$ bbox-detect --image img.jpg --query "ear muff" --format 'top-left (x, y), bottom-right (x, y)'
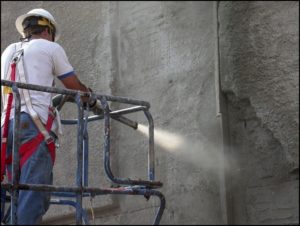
top-left (22, 17), bottom-right (56, 36)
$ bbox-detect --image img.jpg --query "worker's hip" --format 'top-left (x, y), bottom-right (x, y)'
top-left (4, 112), bottom-right (57, 180)
top-left (6, 112), bottom-right (57, 143)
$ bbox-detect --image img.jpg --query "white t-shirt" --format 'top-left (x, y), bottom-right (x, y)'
top-left (1, 39), bottom-right (74, 134)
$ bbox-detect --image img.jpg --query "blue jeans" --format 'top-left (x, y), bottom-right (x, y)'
top-left (4, 112), bottom-right (55, 225)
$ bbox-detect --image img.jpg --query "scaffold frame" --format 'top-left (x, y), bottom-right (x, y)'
top-left (1, 79), bottom-right (165, 225)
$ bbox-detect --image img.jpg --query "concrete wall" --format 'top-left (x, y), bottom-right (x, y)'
top-left (218, 1), bottom-right (299, 224)
top-left (1, 1), bottom-right (298, 225)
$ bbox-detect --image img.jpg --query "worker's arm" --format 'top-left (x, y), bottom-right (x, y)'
top-left (60, 73), bottom-right (89, 93)
top-left (59, 73), bottom-right (103, 114)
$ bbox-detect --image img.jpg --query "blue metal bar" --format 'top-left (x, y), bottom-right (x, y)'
top-left (1, 80), bottom-right (150, 108)
top-left (2, 183), bottom-right (166, 225)
top-left (1, 80), bottom-right (166, 225)
top-left (143, 109), bottom-right (155, 181)
top-left (110, 106), bottom-right (147, 115)
top-left (151, 190), bottom-right (166, 225)
top-left (11, 85), bottom-right (21, 225)
top-left (100, 96), bottom-right (114, 182)
top-left (51, 192), bottom-right (91, 198)
top-left (1, 185), bottom-right (7, 222)
top-left (99, 97), bottom-right (162, 188)
top-left (83, 109), bottom-right (89, 187)
top-left (61, 115), bottom-right (103, 125)
top-left (75, 94), bottom-right (84, 225)
top-left (2, 183), bottom-right (164, 198)
top-left (60, 109), bottom-right (140, 129)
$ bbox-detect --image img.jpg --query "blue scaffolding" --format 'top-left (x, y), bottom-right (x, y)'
top-left (1, 79), bottom-right (165, 225)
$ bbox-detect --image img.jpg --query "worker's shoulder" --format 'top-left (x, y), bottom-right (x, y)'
top-left (1, 42), bottom-right (20, 57)
top-left (32, 39), bottom-right (62, 49)
top-left (30, 39), bottom-right (67, 55)
top-left (3, 42), bottom-right (19, 51)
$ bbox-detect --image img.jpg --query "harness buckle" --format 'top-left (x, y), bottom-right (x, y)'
top-left (45, 136), bottom-right (54, 145)
top-left (48, 106), bottom-right (56, 118)
top-left (12, 49), bottom-right (24, 64)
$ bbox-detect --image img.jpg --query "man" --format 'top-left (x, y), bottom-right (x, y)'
top-left (1, 8), bottom-right (100, 224)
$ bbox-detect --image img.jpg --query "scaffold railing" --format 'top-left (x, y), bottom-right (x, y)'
top-left (1, 79), bottom-right (165, 225)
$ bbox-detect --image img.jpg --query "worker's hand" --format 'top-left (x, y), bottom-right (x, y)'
top-left (86, 87), bottom-right (104, 115)
top-left (89, 99), bottom-right (104, 115)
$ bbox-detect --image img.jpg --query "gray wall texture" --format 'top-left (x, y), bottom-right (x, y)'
top-left (1, 1), bottom-right (299, 225)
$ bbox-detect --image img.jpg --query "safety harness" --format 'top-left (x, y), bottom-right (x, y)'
top-left (1, 44), bottom-right (56, 182)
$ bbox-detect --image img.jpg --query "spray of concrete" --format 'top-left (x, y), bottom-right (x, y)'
top-left (137, 124), bottom-right (185, 151)
top-left (137, 123), bottom-right (231, 171)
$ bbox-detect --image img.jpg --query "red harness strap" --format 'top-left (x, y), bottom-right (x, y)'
top-left (1, 62), bottom-right (16, 182)
top-left (4, 108), bottom-right (56, 181)
top-left (1, 61), bottom-right (56, 182)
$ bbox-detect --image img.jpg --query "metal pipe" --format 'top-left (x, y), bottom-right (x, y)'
top-left (110, 106), bottom-right (147, 115)
top-left (111, 115), bottom-right (138, 130)
top-left (52, 93), bottom-right (140, 129)
top-left (213, 2), bottom-right (233, 224)
top-left (11, 85), bottom-right (21, 225)
top-left (2, 183), bottom-right (163, 199)
top-left (75, 94), bottom-right (84, 225)
top-left (1, 80), bottom-right (150, 108)
top-left (109, 106), bottom-right (146, 130)
top-left (83, 109), bottom-right (89, 187)
top-left (1, 80), bottom-right (165, 224)
top-left (1, 188), bottom-right (6, 221)
top-left (2, 183), bottom-right (166, 225)
top-left (99, 98), bottom-right (162, 188)
top-left (61, 113), bottom-right (139, 130)
top-left (100, 97), bottom-right (115, 183)
top-left (143, 109), bottom-right (155, 181)
top-left (51, 192), bottom-right (91, 198)
top-left (2, 183), bottom-right (161, 195)
top-left (214, 1), bottom-right (222, 117)
top-left (152, 191), bottom-right (166, 225)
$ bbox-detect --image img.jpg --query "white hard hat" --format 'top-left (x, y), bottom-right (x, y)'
top-left (15, 8), bottom-right (60, 41)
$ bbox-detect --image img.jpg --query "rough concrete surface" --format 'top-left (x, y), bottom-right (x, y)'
top-left (218, 1), bottom-right (299, 225)
top-left (218, 1), bottom-right (299, 170)
top-left (1, 1), bottom-right (299, 225)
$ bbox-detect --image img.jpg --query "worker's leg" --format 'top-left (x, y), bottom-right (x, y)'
top-left (16, 143), bottom-right (53, 225)
top-left (6, 112), bottom-right (55, 225)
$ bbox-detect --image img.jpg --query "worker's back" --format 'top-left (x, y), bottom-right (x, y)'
top-left (1, 39), bottom-right (73, 128)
